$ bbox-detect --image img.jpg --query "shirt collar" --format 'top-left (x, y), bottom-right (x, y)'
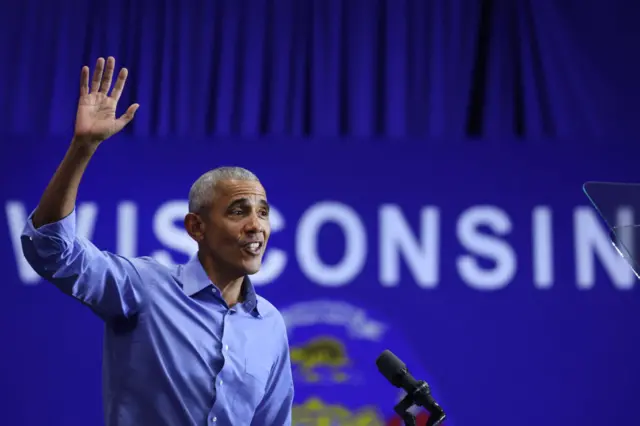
top-left (181, 254), bottom-right (260, 316)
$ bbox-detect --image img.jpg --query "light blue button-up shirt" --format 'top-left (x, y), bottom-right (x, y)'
top-left (21, 208), bottom-right (294, 426)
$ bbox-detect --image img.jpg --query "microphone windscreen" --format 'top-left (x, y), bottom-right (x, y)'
top-left (376, 349), bottom-right (406, 387)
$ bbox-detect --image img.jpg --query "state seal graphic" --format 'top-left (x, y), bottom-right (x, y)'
top-left (282, 300), bottom-right (445, 425)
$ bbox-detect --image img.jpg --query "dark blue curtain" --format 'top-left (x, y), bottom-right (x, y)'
top-left (2, 0), bottom-right (637, 139)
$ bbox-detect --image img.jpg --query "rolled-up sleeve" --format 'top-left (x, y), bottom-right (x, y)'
top-left (21, 208), bottom-right (146, 319)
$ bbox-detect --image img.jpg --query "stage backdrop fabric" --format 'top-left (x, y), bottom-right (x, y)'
top-left (1, 137), bottom-right (639, 426)
top-left (1, 0), bottom-right (639, 139)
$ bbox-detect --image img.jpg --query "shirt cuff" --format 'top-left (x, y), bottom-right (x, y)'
top-left (22, 208), bottom-right (77, 242)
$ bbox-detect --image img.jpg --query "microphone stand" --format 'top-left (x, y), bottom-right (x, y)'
top-left (394, 393), bottom-right (417, 426)
top-left (393, 381), bottom-right (446, 426)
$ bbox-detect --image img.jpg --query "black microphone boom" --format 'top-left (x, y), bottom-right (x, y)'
top-left (376, 349), bottom-right (446, 426)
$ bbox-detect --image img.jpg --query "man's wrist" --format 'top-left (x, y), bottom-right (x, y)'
top-left (69, 137), bottom-right (100, 158)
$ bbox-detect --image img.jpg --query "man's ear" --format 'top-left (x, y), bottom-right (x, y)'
top-left (184, 212), bottom-right (205, 242)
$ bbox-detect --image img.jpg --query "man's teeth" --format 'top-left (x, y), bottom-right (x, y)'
top-left (247, 243), bottom-right (260, 250)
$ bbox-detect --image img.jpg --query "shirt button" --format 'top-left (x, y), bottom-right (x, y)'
top-left (224, 345), bottom-right (229, 351)
top-left (211, 416), bottom-right (217, 422)
top-left (220, 380), bottom-right (223, 385)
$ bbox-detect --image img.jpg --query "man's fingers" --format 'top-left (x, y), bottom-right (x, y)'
top-left (80, 66), bottom-right (89, 97)
top-left (100, 56), bottom-right (115, 94)
top-left (90, 57), bottom-right (105, 93)
top-left (110, 68), bottom-right (128, 102)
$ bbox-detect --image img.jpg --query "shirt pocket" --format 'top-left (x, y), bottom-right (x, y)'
top-left (245, 355), bottom-right (272, 386)
top-left (231, 356), bottom-right (272, 419)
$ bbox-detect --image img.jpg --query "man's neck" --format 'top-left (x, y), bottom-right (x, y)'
top-left (197, 251), bottom-right (245, 307)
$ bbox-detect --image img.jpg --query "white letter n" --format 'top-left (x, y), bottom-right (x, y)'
top-left (379, 204), bottom-right (440, 288)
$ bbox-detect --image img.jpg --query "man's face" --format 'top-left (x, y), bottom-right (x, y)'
top-left (190, 179), bottom-right (271, 276)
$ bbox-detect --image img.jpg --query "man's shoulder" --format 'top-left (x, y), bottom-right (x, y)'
top-left (256, 295), bottom-right (286, 326)
top-left (127, 256), bottom-right (182, 279)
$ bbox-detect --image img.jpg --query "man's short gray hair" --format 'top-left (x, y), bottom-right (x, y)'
top-left (188, 166), bottom-right (259, 213)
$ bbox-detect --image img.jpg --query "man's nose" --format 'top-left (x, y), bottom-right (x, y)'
top-left (244, 213), bottom-right (264, 233)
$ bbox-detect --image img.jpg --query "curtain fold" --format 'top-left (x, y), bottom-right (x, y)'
top-left (0, 0), bottom-right (634, 139)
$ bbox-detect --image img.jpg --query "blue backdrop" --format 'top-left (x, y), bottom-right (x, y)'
top-left (2, 137), bottom-right (639, 426)
top-left (2, 1), bottom-right (640, 426)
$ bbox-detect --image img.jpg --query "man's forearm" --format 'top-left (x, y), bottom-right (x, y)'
top-left (32, 139), bottom-right (97, 229)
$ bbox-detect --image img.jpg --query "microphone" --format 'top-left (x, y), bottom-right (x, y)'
top-left (376, 349), bottom-right (446, 426)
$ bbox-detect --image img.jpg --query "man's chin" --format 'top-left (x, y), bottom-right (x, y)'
top-left (240, 260), bottom-right (262, 276)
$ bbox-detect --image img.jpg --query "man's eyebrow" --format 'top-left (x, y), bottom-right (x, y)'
top-left (227, 198), bottom-right (249, 209)
top-left (226, 198), bottom-right (270, 209)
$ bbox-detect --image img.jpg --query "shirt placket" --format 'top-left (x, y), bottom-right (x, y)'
top-left (208, 288), bottom-right (237, 424)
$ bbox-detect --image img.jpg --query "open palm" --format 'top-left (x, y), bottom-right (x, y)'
top-left (75, 57), bottom-right (139, 144)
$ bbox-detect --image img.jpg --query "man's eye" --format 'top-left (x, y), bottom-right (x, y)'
top-left (231, 210), bottom-right (243, 215)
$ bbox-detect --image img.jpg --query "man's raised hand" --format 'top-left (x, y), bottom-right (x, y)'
top-left (74, 57), bottom-right (139, 146)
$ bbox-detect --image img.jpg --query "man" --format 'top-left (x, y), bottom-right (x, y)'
top-left (20, 57), bottom-right (294, 425)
